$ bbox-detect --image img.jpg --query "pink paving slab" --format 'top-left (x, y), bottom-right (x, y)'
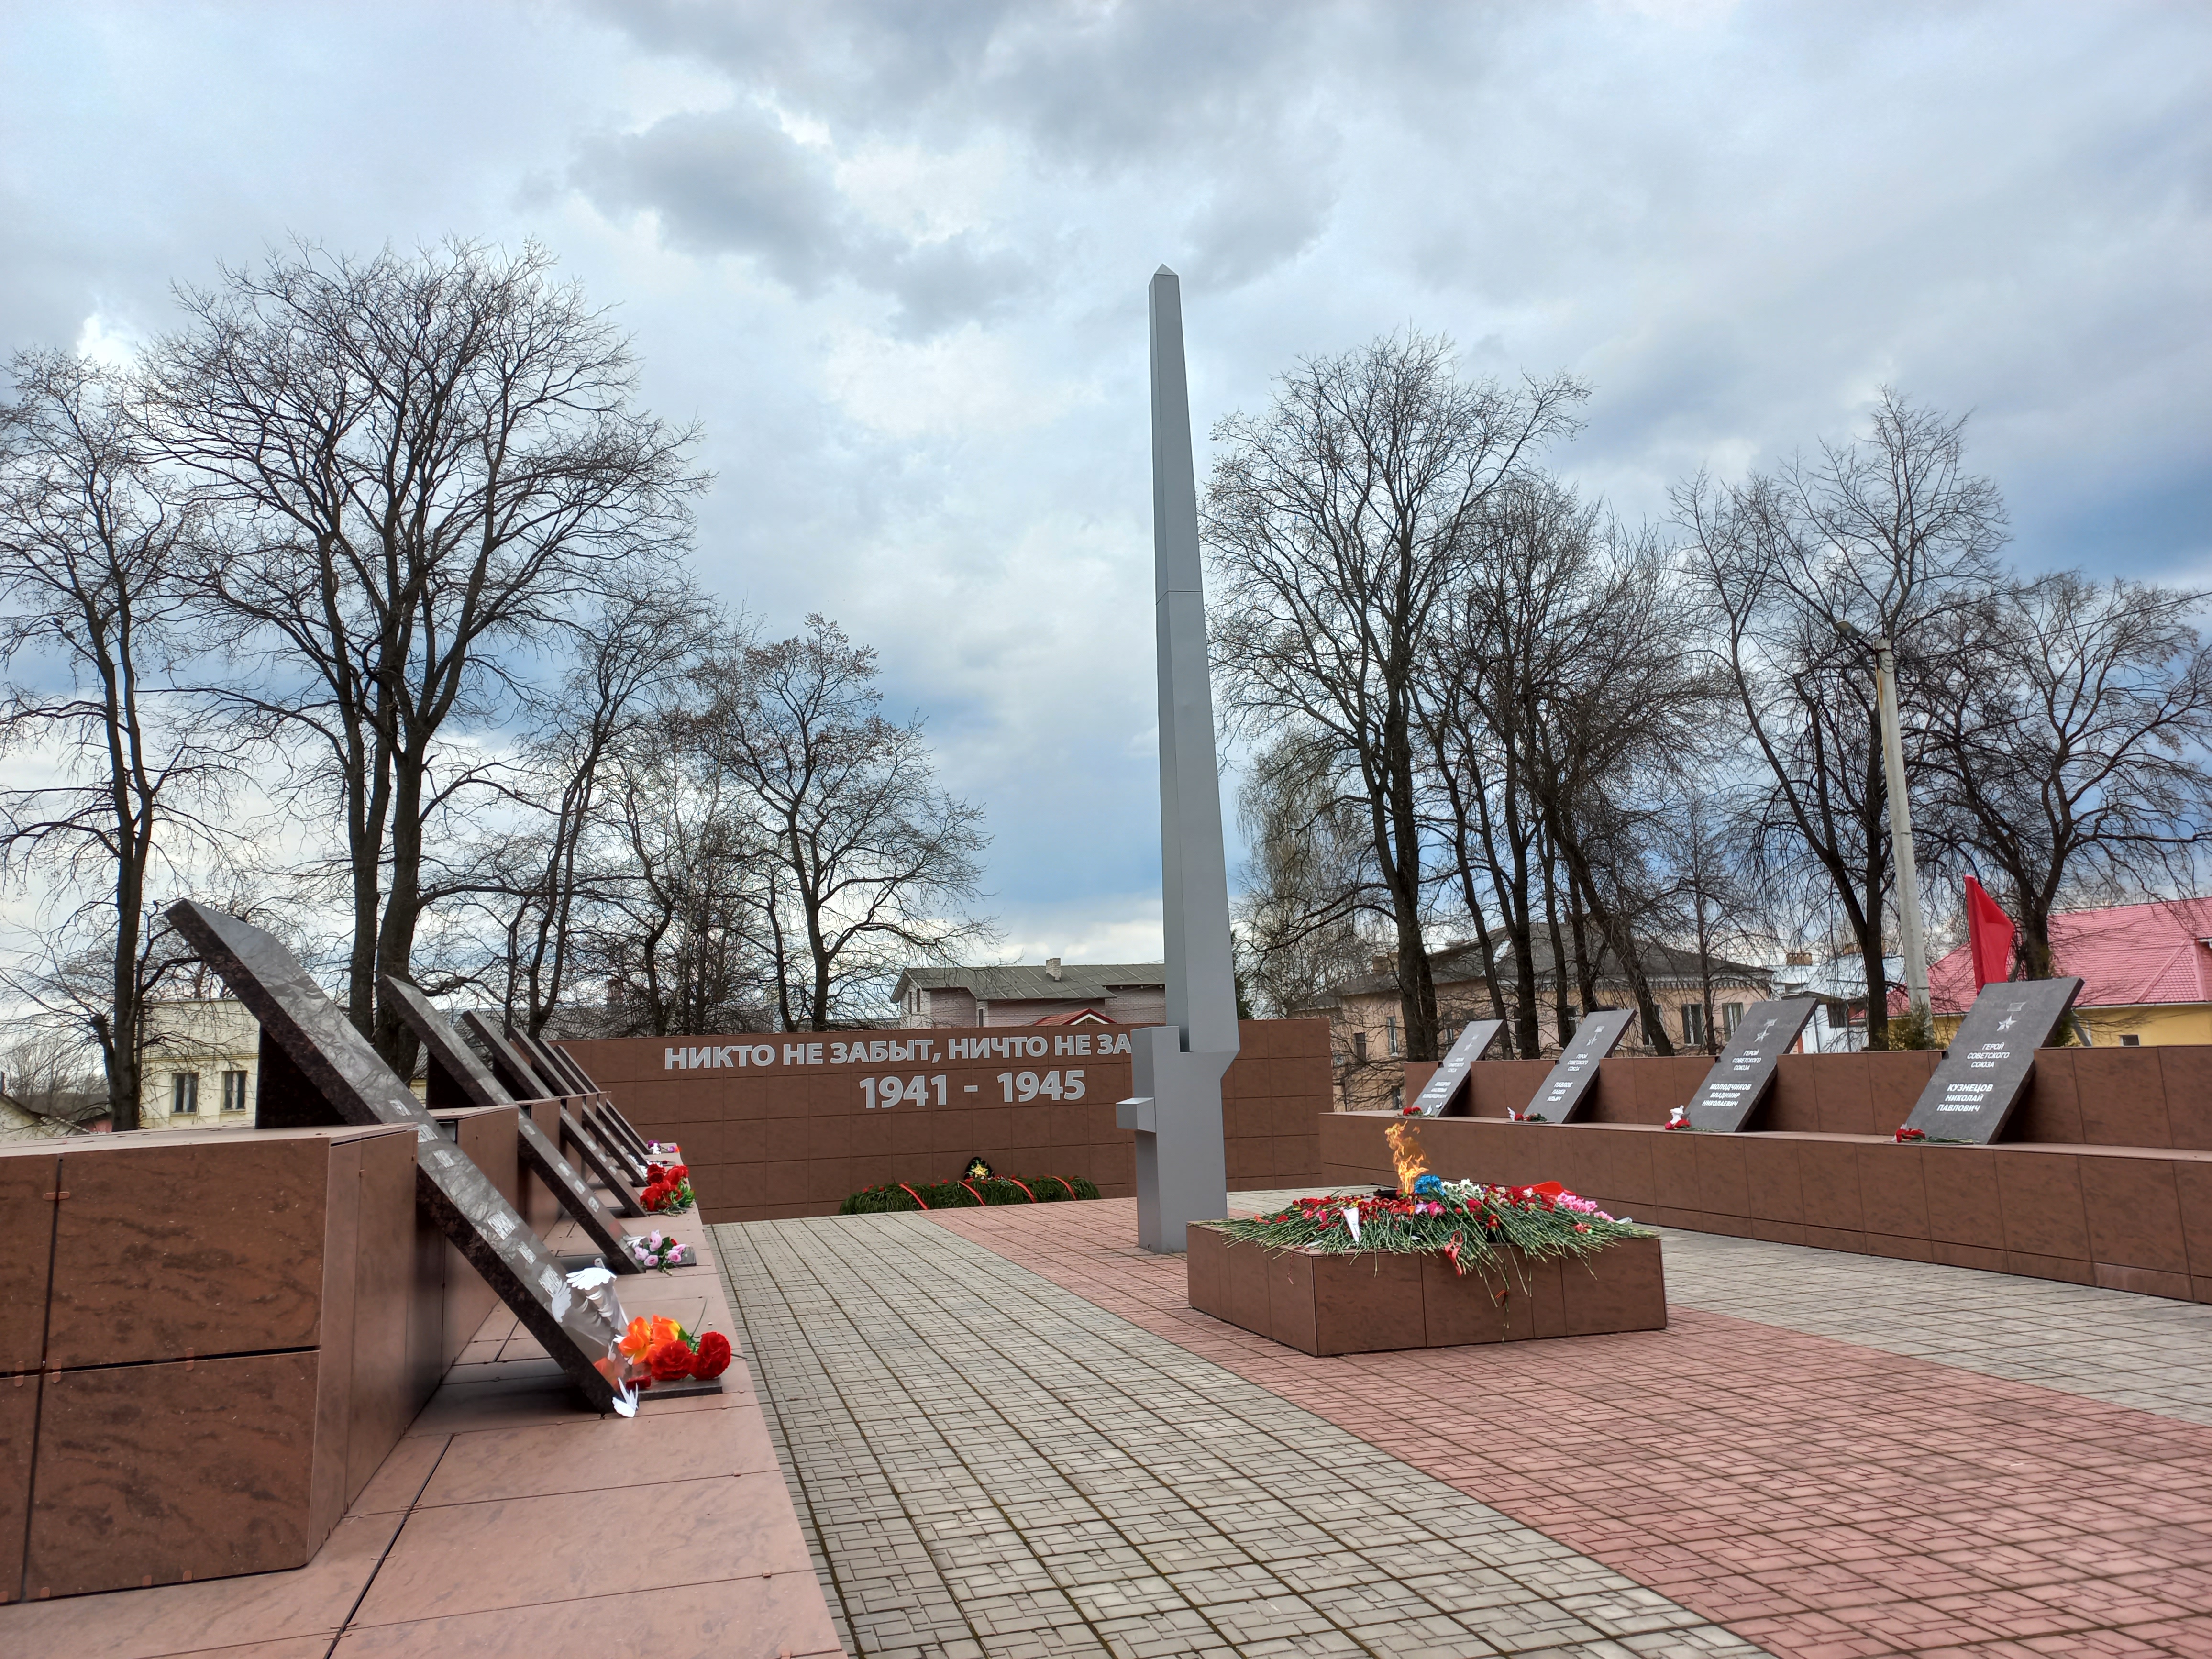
top-left (0, 1210), bottom-right (841, 1659)
top-left (935, 1197), bottom-right (2212, 1659)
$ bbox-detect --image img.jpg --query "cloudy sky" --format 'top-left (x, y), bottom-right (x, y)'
top-left (4, 0), bottom-right (2208, 966)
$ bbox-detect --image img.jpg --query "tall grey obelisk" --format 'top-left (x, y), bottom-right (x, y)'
top-left (1115, 266), bottom-right (1239, 1252)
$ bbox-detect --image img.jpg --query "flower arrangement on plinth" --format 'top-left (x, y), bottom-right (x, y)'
top-left (618, 1314), bottom-right (732, 1389)
top-left (1216, 1119), bottom-right (1647, 1281)
top-left (647, 1141), bottom-right (682, 1159)
top-left (623, 1229), bottom-right (689, 1272)
top-left (839, 1170), bottom-right (1101, 1214)
top-left (1219, 1178), bottom-right (1645, 1278)
top-left (641, 1161), bottom-right (694, 1215)
top-left (1894, 1125), bottom-right (1926, 1142)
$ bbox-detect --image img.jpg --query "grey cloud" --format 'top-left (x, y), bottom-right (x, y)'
top-left (571, 105), bottom-right (850, 290)
top-left (572, 101), bottom-right (1034, 332)
top-left (582, 0), bottom-right (1358, 296)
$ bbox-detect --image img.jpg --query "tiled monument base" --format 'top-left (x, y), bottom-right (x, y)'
top-left (1185, 1224), bottom-right (1666, 1355)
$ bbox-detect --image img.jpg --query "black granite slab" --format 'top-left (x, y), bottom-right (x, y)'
top-left (1902, 977), bottom-right (2084, 1143)
top-left (459, 1010), bottom-right (558, 1100)
top-left (167, 901), bottom-right (627, 1412)
top-left (1526, 1009), bottom-right (1636, 1122)
top-left (581, 1099), bottom-right (647, 1183)
top-left (382, 974), bottom-right (641, 1273)
top-left (1681, 997), bottom-right (1819, 1131)
top-left (1411, 1020), bottom-right (1504, 1117)
top-left (559, 1107), bottom-right (649, 1218)
top-left (519, 1028), bottom-right (596, 1096)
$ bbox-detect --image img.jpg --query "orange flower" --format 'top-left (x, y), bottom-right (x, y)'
top-left (619, 1314), bottom-right (683, 1361)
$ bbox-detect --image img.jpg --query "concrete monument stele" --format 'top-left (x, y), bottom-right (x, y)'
top-left (1116, 266), bottom-right (1240, 1253)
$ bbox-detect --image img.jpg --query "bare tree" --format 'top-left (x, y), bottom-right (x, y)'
top-left (1233, 731), bottom-right (1381, 1019)
top-left (1920, 572), bottom-right (2212, 977)
top-left (0, 351), bottom-right (233, 1128)
top-left (1207, 332), bottom-right (1586, 1063)
top-left (145, 239), bottom-right (702, 1071)
top-left (1676, 390), bottom-right (2006, 1047)
top-left (489, 581), bottom-right (721, 1033)
top-left (598, 698), bottom-right (774, 1037)
top-left (1656, 790), bottom-right (1766, 1052)
top-left (705, 616), bottom-right (995, 1029)
top-left (1421, 482), bottom-right (1716, 1055)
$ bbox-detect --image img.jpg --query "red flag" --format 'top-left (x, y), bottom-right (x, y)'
top-left (1965, 876), bottom-right (2015, 990)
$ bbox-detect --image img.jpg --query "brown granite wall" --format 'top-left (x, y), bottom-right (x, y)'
top-left (0, 1123), bottom-right (429, 1602)
top-left (563, 1018), bottom-right (1335, 1224)
top-left (1433, 1045), bottom-right (2212, 1147)
top-left (1320, 1111), bottom-right (2212, 1305)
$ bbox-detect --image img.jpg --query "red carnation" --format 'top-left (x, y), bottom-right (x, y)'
top-left (690, 1330), bottom-right (732, 1381)
top-left (641, 1182), bottom-right (670, 1209)
top-left (646, 1162), bottom-right (668, 1182)
top-left (669, 1164), bottom-right (689, 1181)
top-left (648, 1339), bottom-right (696, 1382)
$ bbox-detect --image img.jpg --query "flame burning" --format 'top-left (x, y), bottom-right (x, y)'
top-left (1384, 1120), bottom-right (1431, 1194)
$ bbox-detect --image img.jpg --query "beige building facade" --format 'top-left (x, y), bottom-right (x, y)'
top-left (139, 997), bottom-right (263, 1130)
top-left (894, 960), bottom-right (1169, 1029)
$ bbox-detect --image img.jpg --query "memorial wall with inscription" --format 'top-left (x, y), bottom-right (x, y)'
top-left (561, 1016), bottom-right (1335, 1225)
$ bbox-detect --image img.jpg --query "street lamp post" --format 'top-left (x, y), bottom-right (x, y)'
top-left (1839, 622), bottom-right (1931, 1028)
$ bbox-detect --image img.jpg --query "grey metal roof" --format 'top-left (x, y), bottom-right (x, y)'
top-left (895, 962), bottom-right (1167, 1003)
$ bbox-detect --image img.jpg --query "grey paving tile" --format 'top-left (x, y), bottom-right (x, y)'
top-left (713, 1210), bottom-right (1766, 1659)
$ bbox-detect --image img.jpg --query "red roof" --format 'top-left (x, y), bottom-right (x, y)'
top-left (1029, 1007), bottom-right (1114, 1026)
top-left (1914, 897), bottom-right (2212, 1014)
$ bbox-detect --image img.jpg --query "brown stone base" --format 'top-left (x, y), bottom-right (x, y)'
top-left (1184, 1224), bottom-right (1666, 1356)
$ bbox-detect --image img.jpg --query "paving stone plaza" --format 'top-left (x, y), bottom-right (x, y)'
top-left (715, 1194), bottom-right (2212, 1659)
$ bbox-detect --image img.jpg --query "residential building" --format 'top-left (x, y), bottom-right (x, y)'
top-left (139, 997), bottom-right (263, 1130)
top-left (1919, 896), bottom-right (2212, 1046)
top-left (894, 960), bottom-right (1168, 1028)
top-left (1770, 951), bottom-right (1906, 1052)
top-left (1318, 934), bottom-right (1770, 1111)
top-left (0, 1086), bottom-right (109, 1142)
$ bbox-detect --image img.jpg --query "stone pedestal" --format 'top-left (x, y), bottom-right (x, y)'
top-left (1185, 1225), bottom-right (1666, 1356)
top-left (2, 1124), bottom-right (424, 1602)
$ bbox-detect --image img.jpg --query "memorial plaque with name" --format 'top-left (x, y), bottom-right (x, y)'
top-left (382, 975), bottom-right (641, 1272)
top-left (589, 1089), bottom-right (656, 1162)
top-left (558, 1104), bottom-right (649, 1218)
top-left (526, 1033), bottom-right (657, 1160)
top-left (1901, 977), bottom-right (2083, 1144)
top-left (1411, 1019), bottom-right (1504, 1117)
top-left (169, 902), bottom-right (631, 1412)
top-left (584, 1099), bottom-right (648, 1180)
top-left (461, 1009), bottom-right (562, 1100)
top-left (1525, 1008), bottom-right (1635, 1122)
top-left (1681, 997), bottom-right (1819, 1131)
top-left (524, 1029), bottom-right (598, 1097)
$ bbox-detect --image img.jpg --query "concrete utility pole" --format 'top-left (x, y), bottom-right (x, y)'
top-left (1873, 635), bottom-right (1932, 1023)
top-left (1841, 620), bottom-right (1931, 1026)
top-left (1116, 266), bottom-right (1239, 1252)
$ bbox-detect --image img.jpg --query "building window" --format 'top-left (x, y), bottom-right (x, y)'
top-left (1390, 1085), bottom-right (1403, 1113)
top-left (2120, 1033), bottom-right (2141, 1047)
top-left (1385, 1018), bottom-right (1400, 1057)
top-left (220, 1070), bottom-right (249, 1113)
top-left (1352, 1030), bottom-right (1368, 1063)
top-left (171, 1072), bottom-right (200, 1116)
top-left (1722, 1002), bottom-right (1744, 1039)
top-left (1682, 1004), bottom-right (1708, 1047)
